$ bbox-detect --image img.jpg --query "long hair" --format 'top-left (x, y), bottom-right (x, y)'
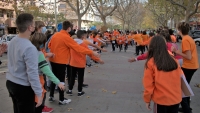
top-left (145, 35), bottom-right (178, 72)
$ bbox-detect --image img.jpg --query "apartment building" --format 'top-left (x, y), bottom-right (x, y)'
top-left (58, 1), bottom-right (99, 30)
top-left (0, 1), bottom-right (16, 35)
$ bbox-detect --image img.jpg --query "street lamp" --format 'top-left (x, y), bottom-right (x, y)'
top-left (54, 0), bottom-right (57, 31)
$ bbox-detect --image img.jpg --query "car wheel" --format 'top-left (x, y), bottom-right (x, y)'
top-left (195, 41), bottom-right (200, 46)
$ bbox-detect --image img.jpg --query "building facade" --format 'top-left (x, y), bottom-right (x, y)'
top-left (58, 1), bottom-right (100, 30)
top-left (0, 1), bottom-right (16, 36)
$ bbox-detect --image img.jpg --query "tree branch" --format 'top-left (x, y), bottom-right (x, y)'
top-left (188, 1), bottom-right (200, 19)
top-left (105, 3), bottom-right (117, 16)
top-left (92, 0), bottom-right (104, 16)
top-left (80, 0), bottom-right (91, 17)
top-left (90, 5), bottom-right (101, 17)
top-left (166, 0), bottom-right (186, 10)
top-left (65, 0), bottom-right (77, 13)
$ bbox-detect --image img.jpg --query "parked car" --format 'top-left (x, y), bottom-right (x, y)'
top-left (173, 30), bottom-right (182, 42)
top-left (1, 34), bottom-right (17, 52)
top-left (2, 34), bottom-right (16, 43)
top-left (189, 30), bottom-right (200, 39)
top-left (194, 38), bottom-right (200, 46)
top-left (176, 35), bottom-right (182, 42)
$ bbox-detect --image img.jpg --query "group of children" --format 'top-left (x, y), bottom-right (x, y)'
top-left (97, 30), bottom-right (153, 55)
top-left (5, 13), bottom-right (199, 113)
top-left (128, 23), bottom-right (198, 113)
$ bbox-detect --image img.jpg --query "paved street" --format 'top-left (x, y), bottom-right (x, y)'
top-left (0, 43), bottom-right (200, 113)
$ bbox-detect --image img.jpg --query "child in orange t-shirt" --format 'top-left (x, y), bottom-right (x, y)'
top-left (172, 22), bottom-right (199, 113)
top-left (169, 29), bottom-right (176, 43)
top-left (117, 34), bottom-right (124, 52)
top-left (66, 30), bottom-right (104, 96)
top-left (123, 34), bottom-right (129, 52)
top-left (111, 35), bottom-right (117, 52)
top-left (143, 35), bottom-right (182, 113)
top-left (141, 31), bottom-right (149, 51)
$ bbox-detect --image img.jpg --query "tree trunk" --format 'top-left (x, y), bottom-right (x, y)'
top-left (184, 11), bottom-right (190, 23)
top-left (127, 21), bottom-right (130, 30)
top-left (102, 17), bottom-right (107, 27)
top-left (122, 21), bottom-right (126, 32)
top-left (170, 18), bottom-right (173, 29)
top-left (184, 16), bottom-right (190, 23)
top-left (78, 15), bottom-right (82, 29)
top-left (13, 0), bottom-right (19, 16)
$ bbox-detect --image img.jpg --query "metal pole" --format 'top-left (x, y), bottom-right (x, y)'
top-left (54, 0), bottom-right (57, 31)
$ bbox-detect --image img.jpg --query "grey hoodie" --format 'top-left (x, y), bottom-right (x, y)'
top-left (6, 36), bottom-right (42, 97)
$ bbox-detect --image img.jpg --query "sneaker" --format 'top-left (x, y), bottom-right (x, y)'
top-left (82, 84), bottom-right (88, 88)
top-left (87, 64), bottom-right (92, 67)
top-left (59, 98), bottom-right (71, 105)
top-left (178, 107), bottom-right (192, 113)
top-left (42, 106), bottom-right (53, 113)
top-left (66, 90), bottom-right (73, 96)
top-left (78, 91), bottom-right (85, 97)
top-left (49, 97), bottom-right (55, 102)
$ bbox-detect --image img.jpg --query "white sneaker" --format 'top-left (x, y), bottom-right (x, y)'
top-left (59, 98), bottom-right (71, 105)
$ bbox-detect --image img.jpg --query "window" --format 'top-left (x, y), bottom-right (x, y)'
top-left (0, 10), bottom-right (3, 17)
top-left (7, 11), bottom-right (13, 18)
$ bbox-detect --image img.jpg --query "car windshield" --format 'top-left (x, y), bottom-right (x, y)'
top-left (7, 36), bottom-right (15, 41)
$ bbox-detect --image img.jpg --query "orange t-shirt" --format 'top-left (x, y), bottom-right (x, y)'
top-left (181, 35), bottom-right (199, 69)
top-left (142, 37), bottom-right (153, 46)
top-left (141, 35), bottom-right (149, 42)
top-left (111, 36), bottom-right (116, 41)
top-left (70, 39), bottom-right (100, 68)
top-left (128, 35), bottom-right (132, 40)
top-left (171, 35), bottom-right (176, 43)
top-left (113, 30), bottom-right (120, 36)
top-left (48, 30), bottom-right (93, 64)
top-left (83, 39), bottom-right (91, 45)
top-left (133, 34), bottom-right (143, 45)
top-left (104, 32), bottom-right (110, 37)
top-left (143, 58), bottom-right (182, 105)
top-left (117, 36), bottom-right (124, 44)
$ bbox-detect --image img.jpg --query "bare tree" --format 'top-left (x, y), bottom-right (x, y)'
top-left (64, 0), bottom-right (91, 28)
top-left (129, 3), bottom-right (146, 30)
top-left (147, 0), bottom-right (177, 27)
top-left (91, 0), bottom-right (118, 26)
top-left (114, 0), bottom-right (138, 30)
top-left (166, 0), bottom-right (200, 22)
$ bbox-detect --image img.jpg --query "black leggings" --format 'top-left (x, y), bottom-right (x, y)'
top-left (35, 102), bottom-right (43, 113)
top-left (112, 43), bottom-right (115, 51)
top-left (69, 66), bottom-right (85, 92)
top-left (124, 43), bottom-right (128, 51)
top-left (67, 65), bottom-right (72, 86)
top-left (136, 45), bottom-right (144, 55)
top-left (50, 62), bottom-right (66, 101)
top-left (180, 67), bottom-right (197, 113)
top-left (155, 103), bottom-right (179, 113)
top-left (119, 44), bottom-right (122, 51)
